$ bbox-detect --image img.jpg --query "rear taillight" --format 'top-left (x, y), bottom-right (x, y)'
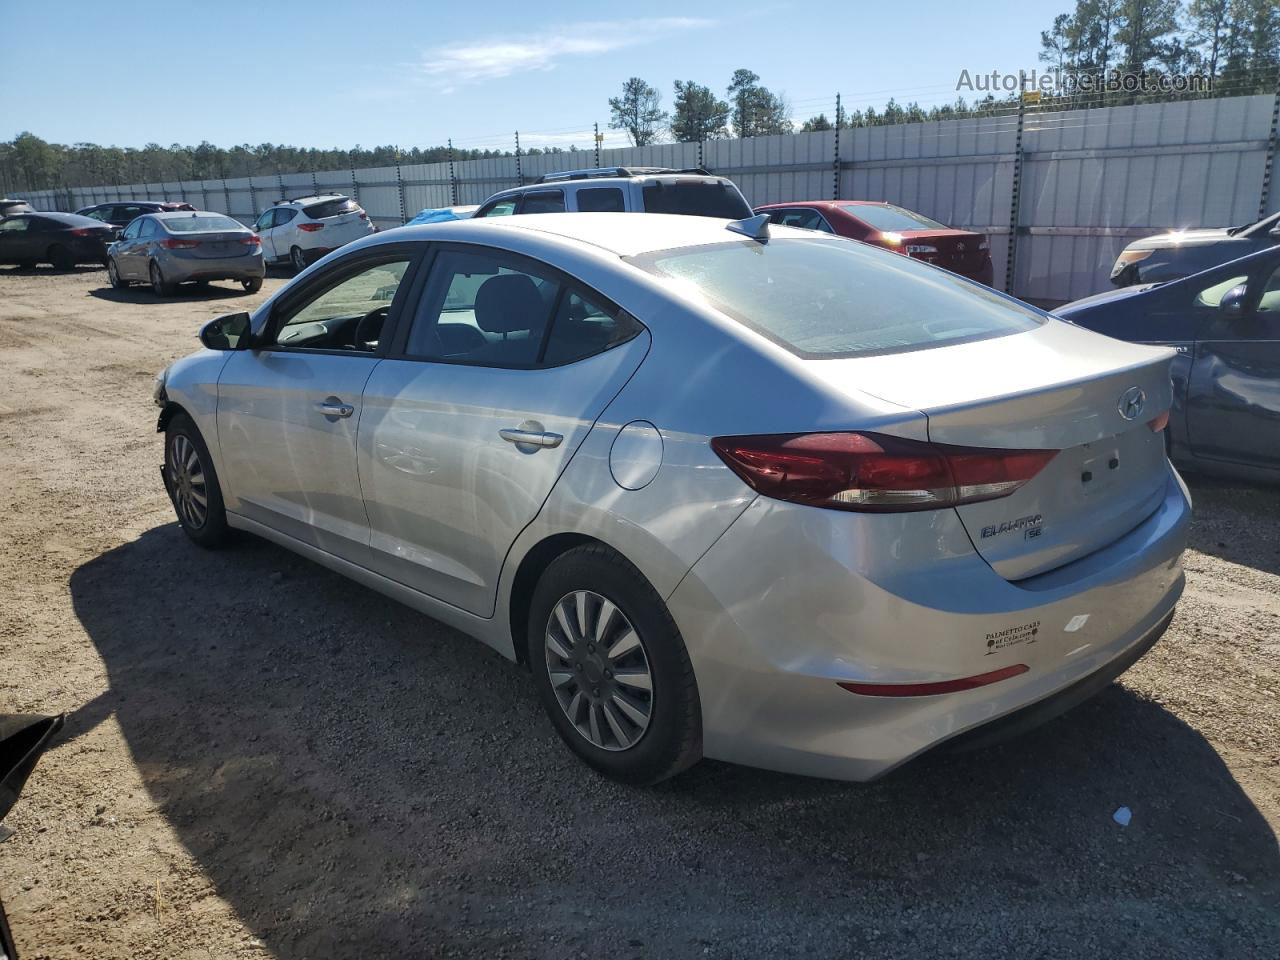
top-left (69, 227), bottom-right (100, 237)
top-left (298, 222), bottom-right (324, 232)
top-left (1147, 411), bottom-right (1169, 433)
top-left (240, 233), bottom-right (260, 245)
top-left (710, 432), bottom-right (1058, 513)
top-left (160, 236), bottom-right (200, 250)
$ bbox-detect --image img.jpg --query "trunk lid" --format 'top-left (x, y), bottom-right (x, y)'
top-left (186, 232), bottom-right (254, 259)
top-left (897, 228), bottom-right (988, 274)
top-left (808, 321), bottom-right (1175, 580)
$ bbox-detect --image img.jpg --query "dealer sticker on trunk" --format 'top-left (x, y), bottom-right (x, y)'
top-left (985, 621), bottom-right (1040, 654)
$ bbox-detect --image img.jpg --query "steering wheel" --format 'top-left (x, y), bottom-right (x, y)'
top-left (353, 305), bottom-right (390, 351)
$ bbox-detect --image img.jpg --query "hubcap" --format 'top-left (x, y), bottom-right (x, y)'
top-left (292, 248), bottom-right (304, 270)
top-left (169, 434), bottom-right (208, 529)
top-left (108, 260), bottom-right (118, 285)
top-left (151, 264), bottom-right (162, 288)
top-left (544, 590), bottom-right (653, 751)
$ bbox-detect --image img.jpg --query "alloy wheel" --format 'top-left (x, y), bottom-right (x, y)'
top-left (291, 247), bottom-right (306, 271)
top-left (169, 434), bottom-right (208, 530)
top-left (544, 590), bottom-right (653, 751)
top-left (107, 259), bottom-right (119, 287)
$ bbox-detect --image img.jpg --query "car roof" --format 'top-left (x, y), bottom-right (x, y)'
top-left (491, 173), bottom-right (732, 197)
top-left (372, 211), bottom-right (821, 258)
top-left (23, 211), bottom-right (104, 225)
top-left (152, 210), bottom-right (241, 222)
top-left (275, 195), bottom-right (345, 207)
top-left (756, 200), bottom-right (892, 209)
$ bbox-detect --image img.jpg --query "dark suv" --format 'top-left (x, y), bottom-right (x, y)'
top-left (74, 201), bottom-right (196, 236)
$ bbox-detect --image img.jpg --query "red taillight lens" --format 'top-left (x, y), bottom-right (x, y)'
top-left (298, 222), bottom-right (324, 232)
top-left (838, 663), bottom-right (1029, 697)
top-left (159, 236), bottom-right (200, 250)
top-left (1147, 411), bottom-right (1169, 433)
top-left (240, 233), bottom-right (260, 245)
top-left (710, 432), bottom-right (1057, 513)
top-left (69, 227), bottom-right (97, 237)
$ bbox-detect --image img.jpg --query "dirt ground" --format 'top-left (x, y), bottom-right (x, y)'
top-left (0, 265), bottom-right (1277, 959)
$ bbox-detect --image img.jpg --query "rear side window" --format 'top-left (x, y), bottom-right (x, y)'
top-left (768, 207), bottom-right (834, 233)
top-left (303, 198), bottom-right (359, 219)
top-left (642, 180), bottom-right (752, 219)
top-left (519, 191), bottom-right (565, 214)
top-left (576, 188), bottom-right (625, 212)
top-left (164, 215), bottom-right (243, 233)
top-left (274, 208), bottom-right (298, 226)
top-left (543, 290), bottom-right (642, 365)
top-left (631, 237), bottom-right (1042, 358)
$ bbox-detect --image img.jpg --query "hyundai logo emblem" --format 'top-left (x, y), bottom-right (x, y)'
top-left (957, 242), bottom-right (966, 252)
top-left (1118, 386), bottom-right (1146, 420)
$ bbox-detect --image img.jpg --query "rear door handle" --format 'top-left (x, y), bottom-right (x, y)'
top-left (499, 428), bottom-right (563, 448)
top-left (317, 398), bottom-right (355, 419)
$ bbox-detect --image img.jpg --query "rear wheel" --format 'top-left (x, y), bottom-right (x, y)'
top-left (150, 260), bottom-right (175, 297)
top-left (107, 258), bottom-right (129, 288)
top-left (290, 245), bottom-right (307, 273)
top-left (165, 413), bottom-right (229, 548)
top-left (527, 544), bottom-right (702, 784)
top-left (48, 245), bottom-right (75, 271)
top-left (241, 275), bottom-right (263, 294)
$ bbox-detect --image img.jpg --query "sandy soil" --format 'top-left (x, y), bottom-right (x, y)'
top-left (0, 265), bottom-right (1277, 959)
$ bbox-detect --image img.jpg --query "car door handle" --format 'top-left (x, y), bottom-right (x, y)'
top-left (499, 428), bottom-right (563, 448)
top-left (317, 399), bottom-right (355, 419)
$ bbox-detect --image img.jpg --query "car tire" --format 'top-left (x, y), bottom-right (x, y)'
top-left (526, 544), bottom-right (702, 785)
top-left (48, 245), bottom-right (76, 271)
top-left (290, 245), bottom-right (307, 273)
top-left (150, 261), bottom-right (175, 297)
top-left (165, 413), bottom-right (229, 548)
top-left (241, 276), bottom-right (263, 294)
top-left (107, 258), bottom-right (129, 288)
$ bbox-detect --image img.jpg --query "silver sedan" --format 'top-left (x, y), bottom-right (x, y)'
top-left (109, 211), bottom-right (265, 296)
top-left (152, 212), bottom-right (1189, 784)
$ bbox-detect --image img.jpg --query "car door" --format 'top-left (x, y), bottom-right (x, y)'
top-left (113, 217), bottom-right (145, 277)
top-left (358, 244), bottom-right (649, 616)
top-left (0, 216), bottom-right (34, 263)
top-left (270, 208), bottom-right (300, 260)
top-left (216, 247), bottom-right (421, 563)
top-left (1186, 252), bottom-right (1280, 469)
top-left (253, 208), bottom-right (278, 260)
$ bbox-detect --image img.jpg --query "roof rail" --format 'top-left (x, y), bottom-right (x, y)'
top-left (534, 165), bottom-right (715, 184)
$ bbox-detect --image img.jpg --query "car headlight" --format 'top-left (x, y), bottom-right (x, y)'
top-left (152, 368), bottom-right (168, 407)
top-left (1115, 249), bottom-right (1155, 266)
top-left (905, 244), bottom-right (938, 255)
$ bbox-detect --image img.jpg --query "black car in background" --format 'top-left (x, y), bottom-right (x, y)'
top-left (1110, 211), bottom-right (1280, 286)
top-left (0, 212), bottom-right (115, 269)
top-left (1058, 245), bottom-right (1280, 483)
top-left (74, 200), bottom-right (196, 236)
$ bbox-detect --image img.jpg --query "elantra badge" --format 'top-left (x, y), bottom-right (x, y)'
top-left (1118, 386), bottom-right (1145, 421)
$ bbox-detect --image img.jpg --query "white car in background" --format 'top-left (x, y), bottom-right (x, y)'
top-left (253, 195), bottom-right (375, 272)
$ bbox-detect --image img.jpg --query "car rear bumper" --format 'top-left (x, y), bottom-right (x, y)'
top-left (666, 464), bottom-right (1190, 781)
top-left (161, 253), bottom-right (265, 283)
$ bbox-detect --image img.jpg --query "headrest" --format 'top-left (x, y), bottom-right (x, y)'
top-left (474, 274), bottom-right (544, 334)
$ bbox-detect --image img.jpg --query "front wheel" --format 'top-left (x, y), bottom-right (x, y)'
top-left (290, 245), bottom-right (307, 273)
top-left (165, 414), bottom-right (229, 548)
top-left (150, 261), bottom-right (175, 297)
top-left (527, 544), bottom-right (702, 784)
top-left (107, 258), bottom-right (129, 288)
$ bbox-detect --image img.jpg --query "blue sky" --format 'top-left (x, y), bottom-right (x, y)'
top-left (1, 0), bottom-right (1063, 151)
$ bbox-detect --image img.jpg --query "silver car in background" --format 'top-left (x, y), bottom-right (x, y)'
top-left (152, 213), bottom-right (1189, 784)
top-left (108, 211), bottom-right (265, 296)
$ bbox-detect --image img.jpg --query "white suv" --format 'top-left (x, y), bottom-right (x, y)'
top-left (253, 195), bottom-right (376, 272)
top-left (472, 167), bottom-right (753, 220)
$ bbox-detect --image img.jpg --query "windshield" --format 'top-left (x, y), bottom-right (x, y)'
top-left (844, 204), bottom-right (947, 232)
top-left (163, 215), bottom-right (243, 233)
top-left (630, 238), bottom-right (1043, 358)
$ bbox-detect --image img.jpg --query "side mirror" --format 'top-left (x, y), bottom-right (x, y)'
top-left (200, 312), bottom-right (252, 351)
top-left (1219, 283), bottom-right (1249, 319)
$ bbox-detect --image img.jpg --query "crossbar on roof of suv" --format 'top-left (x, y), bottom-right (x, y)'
top-left (535, 166), bottom-right (713, 184)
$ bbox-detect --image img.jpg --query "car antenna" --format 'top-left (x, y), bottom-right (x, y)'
top-left (726, 213), bottom-right (770, 242)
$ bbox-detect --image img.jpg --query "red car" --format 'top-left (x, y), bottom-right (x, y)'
top-left (754, 200), bottom-right (994, 285)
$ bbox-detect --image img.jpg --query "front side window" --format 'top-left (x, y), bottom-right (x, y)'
top-left (476, 197), bottom-right (517, 218)
top-left (1193, 273), bottom-right (1249, 309)
top-left (631, 237), bottom-right (1043, 358)
top-left (0, 216), bottom-right (28, 233)
top-left (576, 187), bottom-right (625, 212)
top-left (121, 219), bottom-right (142, 240)
top-left (273, 257), bottom-right (412, 352)
top-left (519, 190), bottom-right (565, 214)
top-left (1259, 264), bottom-right (1280, 314)
top-left (83, 207), bottom-right (109, 222)
top-left (254, 210), bottom-right (274, 231)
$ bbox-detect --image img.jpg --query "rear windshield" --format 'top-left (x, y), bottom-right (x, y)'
top-left (630, 238), bottom-right (1043, 358)
top-left (642, 180), bottom-right (752, 219)
top-left (303, 198), bottom-right (360, 219)
top-left (844, 204), bottom-right (947, 232)
top-left (163, 215), bottom-right (243, 233)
